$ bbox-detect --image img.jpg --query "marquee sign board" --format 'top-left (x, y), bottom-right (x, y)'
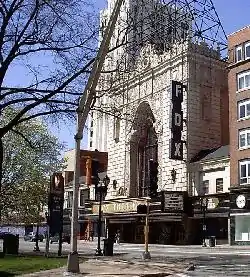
top-left (48, 173), bottom-right (64, 236)
top-left (92, 199), bottom-right (147, 215)
top-left (169, 80), bottom-right (185, 160)
top-left (230, 192), bottom-right (250, 210)
top-left (161, 191), bottom-right (187, 213)
top-left (192, 194), bottom-right (230, 214)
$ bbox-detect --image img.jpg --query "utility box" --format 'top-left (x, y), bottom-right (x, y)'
top-left (208, 236), bottom-right (216, 247)
top-left (3, 234), bottom-right (19, 255)
top-left (0, 238), bottom-right (4, 258)
top-left (103, 238), bottom-right (114, 256)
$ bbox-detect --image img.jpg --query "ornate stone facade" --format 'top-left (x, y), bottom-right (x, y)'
top-left (103, 41), bottom-right (228, 199)
top-left (88, 0), bottom-right (228, 200)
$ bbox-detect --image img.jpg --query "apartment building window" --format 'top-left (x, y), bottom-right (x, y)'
top-left (245, 42), bottom-right (250, 59)
top-left (236, 45), bottom-right (243, 62)
top-left (67, 191), bottom-right (73, 208)
top-left (79, 189), bottom-right (86, 207)
top-left (240, 160), bottom-right (250, 184)
top-left (202, 180), bottom-right (209, 195)
top-left (238, 99), bottom-right (250, 119)
top-left (216, 178), bottom-right (223, 193)
top-left (239, 129), bottom-right (250, 149)
top-left (237, 71), bottom-right (250, 91)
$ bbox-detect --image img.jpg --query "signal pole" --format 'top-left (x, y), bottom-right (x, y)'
top-left (67, 0), bottom-right (124, 273)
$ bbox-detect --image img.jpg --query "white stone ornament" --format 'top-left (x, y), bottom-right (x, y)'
top-left (137, 43), bottom-right (153, 70)
top-left (236, 195), bottom-right (246, 209)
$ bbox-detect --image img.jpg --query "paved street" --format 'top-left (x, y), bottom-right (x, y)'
top-left (18, 239), bottom-right (250, 276)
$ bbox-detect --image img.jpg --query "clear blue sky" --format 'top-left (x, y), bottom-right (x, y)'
top-left (58, 0), bottom-right (250, 151)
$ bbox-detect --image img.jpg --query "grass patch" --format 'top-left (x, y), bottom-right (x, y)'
top-left (0, 255), bottom-right (67, 276)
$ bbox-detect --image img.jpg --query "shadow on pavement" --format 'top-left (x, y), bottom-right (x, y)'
top-left (0, 272), bottom-right (15, 277)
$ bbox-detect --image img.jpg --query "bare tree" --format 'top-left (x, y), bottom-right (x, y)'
top-left (0, 0), bottom-right (104, 187)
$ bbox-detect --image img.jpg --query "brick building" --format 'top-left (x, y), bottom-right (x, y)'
top-left (63, 149), bottom-right (108, 240)
top-left (228, 26), bottom-right (250, 245)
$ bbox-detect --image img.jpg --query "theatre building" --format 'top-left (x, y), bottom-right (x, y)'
top-left (88, 42), bottom-right (229, 243)
top-left (87, 0), bottom-right (229, 244)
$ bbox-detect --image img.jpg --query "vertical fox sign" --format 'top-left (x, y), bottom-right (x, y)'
top-left (48, 173), bottom-right (64, 236)
top-left (169, 80), bottom-right (185, 160)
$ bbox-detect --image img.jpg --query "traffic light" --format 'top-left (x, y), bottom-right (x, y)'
top-left (50, 172), bottom-right (64, 193)
top-left (91, 160), bottom-right (100, 185)
top-left (149, 159), bottom-right (158, 198)
top-left (137, 204), bottom-right (147, 214)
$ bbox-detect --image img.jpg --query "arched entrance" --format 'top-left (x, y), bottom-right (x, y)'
top-left (130, 102), bottom-right (158, 197)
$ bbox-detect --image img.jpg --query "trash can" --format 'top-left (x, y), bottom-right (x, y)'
top-left (103, 238), bottom-right (114, 256)
top-left (208, 236), bottom-right (216, 247)
top-left (3, 234), bottom-right (19, 255)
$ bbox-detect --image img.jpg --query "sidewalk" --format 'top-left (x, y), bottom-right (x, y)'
top-left (78, 239), bottom-right (250, 249)
top-left (78, 240), bottom-right (250, 251)
top-left (19, 257), bottom-right (190, 277)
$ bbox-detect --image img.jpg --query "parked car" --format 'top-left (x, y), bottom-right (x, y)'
top-left (50, 233), bottom-right (70, 244)
top-left (0, 232), bottom-right (11, 239)
top-left (24, 232), bottom-right (44, 242)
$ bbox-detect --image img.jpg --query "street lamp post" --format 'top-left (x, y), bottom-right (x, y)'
top-left (45, 212), bottom-right (50, 257)
top-left (200, 197), bottom-right (208, 247)
top-left (95, 175), bottom-right (110, 256)
top-left (67, 0), bottom-right (123, 272)
top-left (142, 197), bottom-right (151, 260)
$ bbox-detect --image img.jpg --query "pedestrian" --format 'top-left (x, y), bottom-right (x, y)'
top-left (115, 230), bottom-right (120, 244)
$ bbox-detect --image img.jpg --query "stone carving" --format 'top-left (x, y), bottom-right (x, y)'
top-left (118, 187), bottom-right (127, 196)
top-left (136, 43), bottom-right (159, 71)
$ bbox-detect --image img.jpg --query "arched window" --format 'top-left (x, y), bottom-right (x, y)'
top-left (113, 117), bottom-right (120, 143)
top-left (130, 102), bottom-right (158, 197)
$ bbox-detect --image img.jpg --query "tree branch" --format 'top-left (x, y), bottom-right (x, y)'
top-left (16, 109), bottom-right (76, 125)
top-left (0, 87), bottom-right (82, 100)
top-left (0, 57), bottom-right (95, 135)
top-left (11, 129), bottom-right (35, 149)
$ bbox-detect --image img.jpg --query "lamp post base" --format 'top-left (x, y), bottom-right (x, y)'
top-left (95, 248), bottom-right (103, 256)
top-left (67, 252), bottom-right (80, 273)
top-left (202, 242), bottom-right (207, 247)
top-left (142, 251), bottom-right (151, 260)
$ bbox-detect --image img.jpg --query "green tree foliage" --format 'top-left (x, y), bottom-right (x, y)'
top-left (1, 109), bottom-right (65, 224)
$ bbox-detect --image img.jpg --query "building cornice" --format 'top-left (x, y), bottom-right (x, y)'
top-left (189, 157), bottom-right (230, 172)
top-left (228, 59), bottom-right (250, 70)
